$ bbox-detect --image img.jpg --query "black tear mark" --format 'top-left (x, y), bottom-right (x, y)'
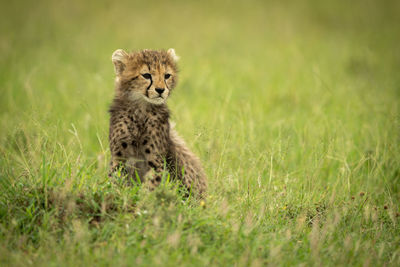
top-left (116, 151), bottom-right (122, 157)
top-left (122, 142), bottom-right (127, 149)
top-left (146, 75), bottom-right (153, 94)
top-left (164, 79), bottom-right (170, 90)
top-left (145, 148), bottom-right (150, 154)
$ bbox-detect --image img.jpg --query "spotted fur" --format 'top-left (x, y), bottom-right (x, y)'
top-left (108, 49), bottom-right (207, 197)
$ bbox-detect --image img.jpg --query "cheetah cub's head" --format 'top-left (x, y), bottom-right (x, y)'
top-left (112, 49), bottom-right (179, 105)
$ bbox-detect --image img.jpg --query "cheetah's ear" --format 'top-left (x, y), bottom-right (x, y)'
top-left (112, 49), bottom-right (128, 75)
top-left (167, 48), bottom-right (179, 62)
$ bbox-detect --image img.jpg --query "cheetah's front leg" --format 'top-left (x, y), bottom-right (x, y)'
top-left (109, 115), bottom-right (142, 183)
top-left (109, 136), bottom-right (139, 183)
top-left (140, 133), bottom-right (168, 189)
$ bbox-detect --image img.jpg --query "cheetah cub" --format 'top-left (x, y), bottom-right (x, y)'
top-left (108, 48), bottom-right (207, 197)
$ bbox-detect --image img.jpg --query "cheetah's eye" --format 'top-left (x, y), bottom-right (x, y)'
top-left (164, 74), bottom-right (171, 80)
top-left (141, 73), bottom-right (152, 79)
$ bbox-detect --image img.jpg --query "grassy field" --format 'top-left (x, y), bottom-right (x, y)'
top-left (1, 0), bottom-right (399, 265)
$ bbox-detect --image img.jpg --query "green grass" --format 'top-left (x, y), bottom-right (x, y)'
top-left (1, 0), bottom-right (399, 265)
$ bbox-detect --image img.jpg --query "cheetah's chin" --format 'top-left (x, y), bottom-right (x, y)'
top-left (144, 96), bottom-right (165, 105)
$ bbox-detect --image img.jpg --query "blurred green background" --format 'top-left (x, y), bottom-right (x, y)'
top-left (0, 0), bottom-right (399, 265)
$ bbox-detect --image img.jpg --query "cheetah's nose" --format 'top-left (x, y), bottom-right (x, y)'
top-left (155, 88), bottom-right (165, 95)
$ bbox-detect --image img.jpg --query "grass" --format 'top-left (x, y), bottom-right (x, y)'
top-left (0, 0), bottom-right (399, 265)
